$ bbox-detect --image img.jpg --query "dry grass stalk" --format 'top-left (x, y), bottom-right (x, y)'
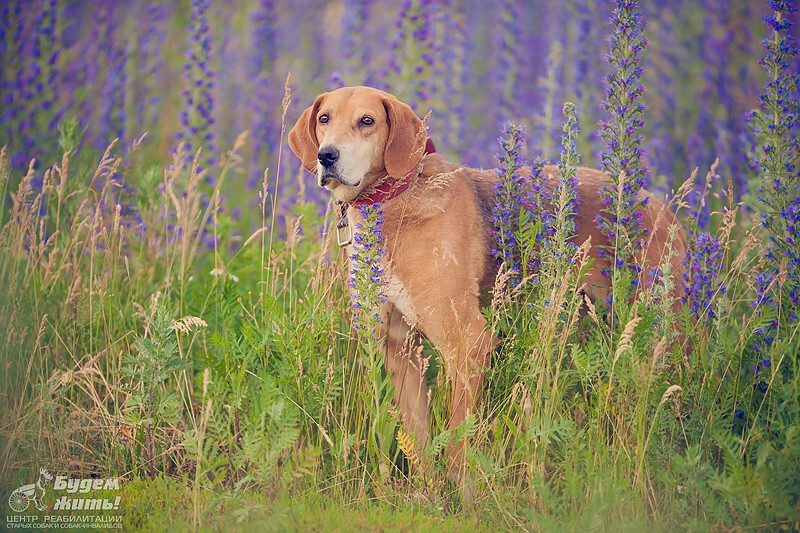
top-left (170, 316), bottom-right (208, 334)
top-left (659, 384), bottom-right (682, 405)
top-left (614, 315), bottom-right (642, 366)
top-left (584, 292), bottom-right (600, 326)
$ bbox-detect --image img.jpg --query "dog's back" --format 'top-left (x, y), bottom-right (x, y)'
top-left (418, 153), bottom-right (688, 307)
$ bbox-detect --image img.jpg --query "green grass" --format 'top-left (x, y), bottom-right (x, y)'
top-left (117, 476), bottom-right (485, 532)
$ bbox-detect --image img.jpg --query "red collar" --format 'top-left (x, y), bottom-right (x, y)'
top-left (348, 138), bottom-right (436, 209)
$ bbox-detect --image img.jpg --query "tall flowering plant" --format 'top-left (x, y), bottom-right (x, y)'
top-left (748, 1), bottom-right (799, 206)
top-left (2, 1), bottom-right (60, 169)
top-left (596, 0), bottom-right (650, 284)
top-left (492, 122), bottom-right (549, 288)
top-left (537, 103), bottom-right (583, 334)
top-left (383, 0), bottom-right (435, 109)
top-left (341, 0), bottom-right (373, 85)
top-left (681, 231), bottom-right (726, 322)
top-left (175, 0), bottom-right (216, 172)
top-left (438, 4), bottom-right (467, 154)
top-left (547, 102), bottom-right (580, 274)
top-left (97, 3), bottom-right (126, 150)
top-left (748, 0), bottom-right (800, 358)
top-left (248, 0), bottom-right (277, 189)
top-left (492, 121), bottom-right (527, 278)
top-left (497, 0), bottom-right (523, 121)
top-left (349, 204), bottom-right (387, 337)
top-left (136, 3), bottom-right (167, 136)
top-left (348, 203), bottom-right (397, 485)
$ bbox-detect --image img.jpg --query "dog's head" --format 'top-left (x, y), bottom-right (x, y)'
top-left (289, 86), bottom-right (427, 202)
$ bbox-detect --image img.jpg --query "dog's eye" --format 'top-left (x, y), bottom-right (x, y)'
top-left (318, 114), bottom-right (329, 124)
top-left (360, 116), bottom-right (374, 127)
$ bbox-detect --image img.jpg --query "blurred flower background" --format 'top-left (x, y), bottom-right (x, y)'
top-left (0, 0), bottom-right (783, 229)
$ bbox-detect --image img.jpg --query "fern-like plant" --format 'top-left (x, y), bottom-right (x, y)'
top-left (121, 300), bottom-right (205, 478)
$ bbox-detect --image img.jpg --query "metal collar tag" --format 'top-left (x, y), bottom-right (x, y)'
top-left (335, 202), bottom-right (353, 248)
top-left (336, 218), bottom-right (353, 247)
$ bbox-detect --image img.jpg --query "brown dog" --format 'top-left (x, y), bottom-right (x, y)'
top-left (289, 86), bottom-right (686, 481)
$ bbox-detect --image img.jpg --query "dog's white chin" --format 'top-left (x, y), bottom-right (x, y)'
top-left (329, 182), bottom-right (365, 203)
top-left (317, 169), bottom-right (367, 202)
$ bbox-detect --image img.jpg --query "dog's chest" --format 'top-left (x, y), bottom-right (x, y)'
top-left (344, 205), bottom-right (469, 327)
top-left (343, 228), bottom-right (418, 323)
top-left (383, 271), bottom-right (418, 324)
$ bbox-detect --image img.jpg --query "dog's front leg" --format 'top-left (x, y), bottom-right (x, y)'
top-left (383, 305), bottom-right (431, 452)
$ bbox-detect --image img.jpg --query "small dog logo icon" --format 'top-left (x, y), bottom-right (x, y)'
top-left (8, 467), bottom-right (53, 512)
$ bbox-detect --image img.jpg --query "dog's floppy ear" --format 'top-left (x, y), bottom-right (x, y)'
top-left (382, 95), bottom-right (426, 179)
top-left (288, 93), bottom-right (328, 173)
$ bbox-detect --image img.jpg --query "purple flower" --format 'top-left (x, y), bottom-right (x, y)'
top-left (175, 0), bottom-right (217, 173)
top-left (327, 71), bottom-right (345, 90)
top-left (596, 0), bottom-right (651, 279)
top-left (341, 0), bottom-right (373, 85)
top-left (380, 0), bottom-right (435, 109)
top-left (96, 2), bottom-right (127, 150)
top-left (749, 0), bottom-right (800, 357)
top-left (3, 0), bottom-right (61, 168)
top-left (350, 204), bottom-right (387, 338)
top-left (435, 2), bottom-right (467, 154)
top-left (492, 122), bottom-right (551, 286)
top-left (135, 2), bottom-right (167, 137)
top-left (248, 0), bottom-right (278, 190)
top-left (682, 231), bottom-right (726, 321)
top-left (495, 0), bottom-right (523, 121)
top-left (545, 102), bottom-right (581, 272)
top-left (379, 0), bottom-right (412, 91)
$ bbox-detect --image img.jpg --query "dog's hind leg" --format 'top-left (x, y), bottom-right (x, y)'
top-left (384, 305), bottom-right (430, 449)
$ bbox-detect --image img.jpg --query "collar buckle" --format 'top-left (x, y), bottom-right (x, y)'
top-left (335, 202), bottom-right (353, 248)
top-left (336, 220), bottom-right (353, 248)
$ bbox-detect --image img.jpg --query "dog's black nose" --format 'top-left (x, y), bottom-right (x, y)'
top-left (318, 146), bottom-right (339, 168)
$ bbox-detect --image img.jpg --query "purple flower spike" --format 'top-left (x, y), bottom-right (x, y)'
top-left (350, 204), bottom-right (387, 339)
top-left (596, 0), bottom-right (651, 280)
top-left (176, 0), bottom-right (217, 178)
top-left (248, 0), bottom-right (278, 190)
top-left (748, 0), bottom-right (800, 357)
top-left (491, 122), bottom-right (551, 287)
top-left (682, 231), bottom-right (726, 322)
